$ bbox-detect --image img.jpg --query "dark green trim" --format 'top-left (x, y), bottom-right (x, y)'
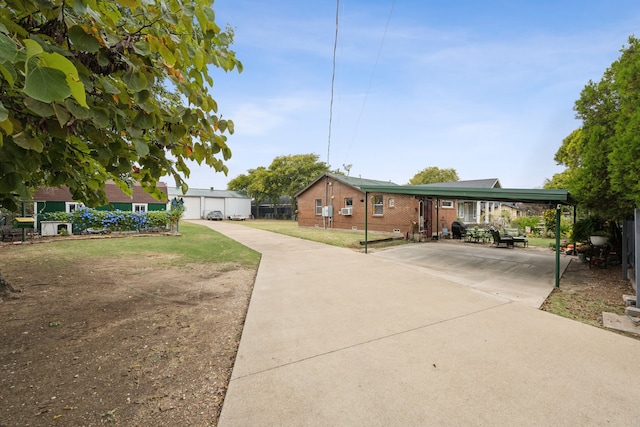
top-left (148, 204), bottom-right (166, 211)
top-left (36, 201), bottom-right (65, 213)
top-left (359, 185), bottom-right (575, 205)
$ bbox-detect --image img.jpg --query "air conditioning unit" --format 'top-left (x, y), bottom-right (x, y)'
top-left (340, 207), bottom-right (353, 216)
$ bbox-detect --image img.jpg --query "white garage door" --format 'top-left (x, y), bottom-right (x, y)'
top-left (180, 196), bottom-right (202, 219)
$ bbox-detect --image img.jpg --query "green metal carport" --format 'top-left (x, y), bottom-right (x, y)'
top-left (359, 185), bottom-right (576, 287)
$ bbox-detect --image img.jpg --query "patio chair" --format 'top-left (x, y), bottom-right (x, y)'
top-left (490, 228), bottom-right (514, 248)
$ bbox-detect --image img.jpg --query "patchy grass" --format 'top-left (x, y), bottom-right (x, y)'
top-left (541, 262), bottom-right (636, 335)
top-left (235, 219), bottom-right (408, 249)
top-left (6, 222), bottom-right (261, 269)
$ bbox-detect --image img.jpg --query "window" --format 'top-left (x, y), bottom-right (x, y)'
top-left (66, 202), bottom-right (84, 213)
top-left (441, 200), bottom-right (454, 209)
top-left (133, 203), bottom-right (147, 213)
top-left (388, 197), bottom-right (395, 208)
top-left (373, 195), bottom-right (383, 216)
top-left (315, 199), bottom-right (322, 215)
top-left (344, 197), bottom-right (353, 207)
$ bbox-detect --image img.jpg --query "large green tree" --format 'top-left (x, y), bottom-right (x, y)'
top-left (228, 166), bottom-right (276, 218)
top-left (0, 0), bottom-right (242, 210)
top-left (550, 36), bottom-right (640, 220)
top-left (408, 166), bottom-right (459, 185)
top-left (228, 153), bottom-right (330, 216)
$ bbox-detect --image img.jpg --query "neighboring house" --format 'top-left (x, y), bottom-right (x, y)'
top-left (33, 181), bottom-right (168, 215)
top-left (499, 202), bottom-right (525, 222)
top-left (31, 181), bottom-right (168, 234)
top-left (418, 178), bottom-right (502, 224)
top-left (167, 187), bottom-right (251, 220)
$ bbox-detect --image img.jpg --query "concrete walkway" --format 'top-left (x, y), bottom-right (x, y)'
top-left (194, 221), bottom-right (640, 426)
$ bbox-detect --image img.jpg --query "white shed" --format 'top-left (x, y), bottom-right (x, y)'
top-left (167, 187), bottom-right (251, 220)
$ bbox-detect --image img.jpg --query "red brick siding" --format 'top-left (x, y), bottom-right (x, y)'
top-left (298, 177), bottom-right (425, 235)
top-left (434, 199), bottom-right (459, 233)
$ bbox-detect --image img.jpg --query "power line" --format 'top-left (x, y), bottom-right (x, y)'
top-left (343, 0), bottom-right (396, 165)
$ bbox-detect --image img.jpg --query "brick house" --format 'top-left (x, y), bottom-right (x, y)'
top-left (297, 173), bottom-right (444, 237)
top-left (297, 174), bottom-right (509, 238)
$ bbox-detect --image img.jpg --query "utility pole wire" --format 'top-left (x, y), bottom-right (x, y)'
top-left (343, 0), bottom-right (396, 165)
top-left (327, 0), bottom-right (339, 168)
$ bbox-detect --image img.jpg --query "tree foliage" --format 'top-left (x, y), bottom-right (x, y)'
top-left (228, 154), bottom-right (330, 214)
top-left (228, 166), bottom-right (276, 211)
top-left (550, 36), bottom-right (640, 220)
top-left (0, 0), bottom-right (242, 210)
top-left (408, 166), bottom-right (459, 185)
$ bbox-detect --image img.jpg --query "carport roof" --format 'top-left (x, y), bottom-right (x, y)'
top-left (358, 185), bottom-right (575, 205)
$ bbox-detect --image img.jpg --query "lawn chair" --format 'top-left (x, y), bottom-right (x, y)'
top-left (512, 235), bottom-right (528, 247)
top-left (490, 228), bottom-right (514, 248)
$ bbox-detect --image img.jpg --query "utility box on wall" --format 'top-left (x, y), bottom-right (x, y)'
top-left (322, 205), bottom-right (333, 218)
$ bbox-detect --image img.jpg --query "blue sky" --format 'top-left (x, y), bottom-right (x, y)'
top-left (175, 0), bottom-right (640, 190)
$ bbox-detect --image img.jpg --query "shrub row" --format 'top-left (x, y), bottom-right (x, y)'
top-left (43, 208), bottom-right (170, 234)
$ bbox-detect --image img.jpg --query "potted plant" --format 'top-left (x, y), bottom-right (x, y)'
top-left (571, 216), bottom-right (606, 243)
top-left (589, 230), bottom-right (611, 246)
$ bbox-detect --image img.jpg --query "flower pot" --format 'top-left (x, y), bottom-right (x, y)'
top-left (590, 235), bottom-right (609, 246)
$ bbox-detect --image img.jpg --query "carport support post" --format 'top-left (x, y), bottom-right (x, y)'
top-left (364, 191), bottom-right (369, 254)
top-left (555, 204), bottom-right (561, 288)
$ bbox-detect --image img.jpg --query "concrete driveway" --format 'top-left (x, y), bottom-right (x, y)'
top-left (371, 240), bottom-right (570, 308)
top-left (192, 221), bottom-right (640, 426)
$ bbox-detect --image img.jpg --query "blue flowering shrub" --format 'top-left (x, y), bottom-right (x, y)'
top-left (43, 208), bottom-right (170, 234)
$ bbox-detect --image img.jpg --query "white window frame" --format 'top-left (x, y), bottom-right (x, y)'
top-left (315, 199), bottom-right (322, 215)
top-left (344, 197), bottom-right (353, 207)
top-left (388, 197), bottom-right (395, 208)
top-left (66, 202), bottom-right (84, 213)
top-left (133, 203), bottom-right (147, 213)
top-left (441, 200), bottom-right (454, 209)
top-left (373, 195), bottom-right (383, 216)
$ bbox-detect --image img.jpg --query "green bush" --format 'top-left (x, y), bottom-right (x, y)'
top-left (511, 216), bottom-right (541, 234)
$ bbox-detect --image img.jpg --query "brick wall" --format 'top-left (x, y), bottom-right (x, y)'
top-left (298, 176), bottom-right (423, 235)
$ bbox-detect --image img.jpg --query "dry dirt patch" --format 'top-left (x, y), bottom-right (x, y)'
top-left (542, 259), bottom-right (637, 335)
top-left (0, 256), bottom-right (255, 426)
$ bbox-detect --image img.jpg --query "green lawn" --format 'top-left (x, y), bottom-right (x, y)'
top-left (234, 219), bottom-right (408, 249)
top-left (236, 219), bottom-right (564, 250)
top-left (6, 222), bottom-right (261, 269)
top-left (234, 220), bottom-right (565, 250)
top-left (525, 236), bottom-right (559, 249)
